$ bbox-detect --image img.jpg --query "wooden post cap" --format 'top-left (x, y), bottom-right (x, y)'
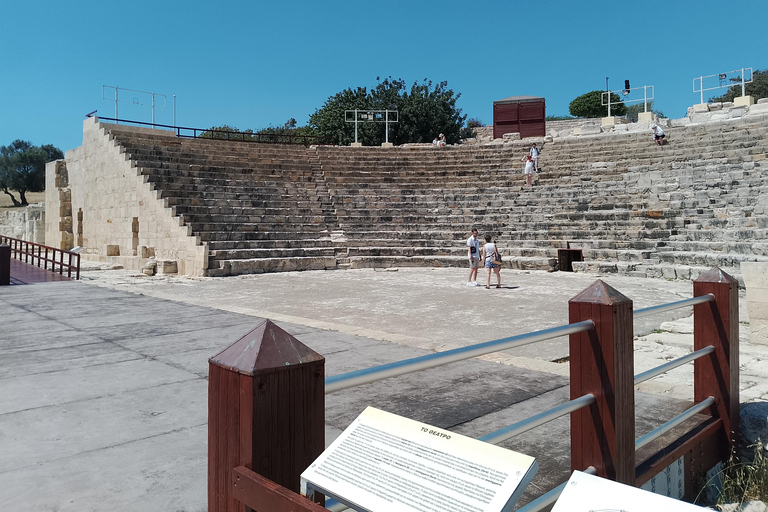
top-left (568, 279), bottom-right (632, 306)
top-left (693, 267), bottom-right (738, 285)
top-left (209, 319), bottom-right (324, 376)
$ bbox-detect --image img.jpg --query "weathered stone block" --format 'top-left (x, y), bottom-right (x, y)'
top-left (742, 262), bottom-right (768, 346)
top-left (106, 245), bottom-right (120, 256)
top-left (158, 260), bottom-right (178, 274)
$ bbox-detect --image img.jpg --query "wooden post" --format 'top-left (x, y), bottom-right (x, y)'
top-left (208, 319), bottom-right (325, 512)
top-left (0, 243), bottom-right (10, 285)
top-left (693, 267), bottom-right (739, 447)
top-left (569, 280), bottom-right (635, 484)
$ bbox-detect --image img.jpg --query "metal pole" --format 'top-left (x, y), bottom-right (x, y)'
top-left (152, 92), bottom-right (156, 127)
top-left (115, 87), bottom-right (119, 123)
top-left (173, 95), bottom-right (176, 127)
top-left (606, 77), bottom-right (610, 117)
top-left (385, 110), bottom-right (389, 144)
top-left (354, 109), bottom-right (359, 144)
top-left (700, 76), bottom-right (704, 104)
top-left (741, 67), bottom-right (746, 97)
top-left (644, 85), bottom-right (648, 112)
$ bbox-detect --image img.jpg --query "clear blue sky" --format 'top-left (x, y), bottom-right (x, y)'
top-left (2, 0), bottom-right (766, 153)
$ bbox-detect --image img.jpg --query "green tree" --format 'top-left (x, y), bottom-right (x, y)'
top-left (624, 101), bottom-right (666, 122)
top-left (569, 90), bottom-right (627, 118)
top-left (308, 77), bottom-right (467, 146)
top-left (0, 140), bottom-right (63, 206)
top-left (199, 125), bottom-right (255, 141)
top-left (711, 69), bottom-right (768, 103)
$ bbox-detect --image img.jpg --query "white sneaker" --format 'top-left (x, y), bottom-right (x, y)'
top-left (472, 282), bottom-right (480, 286)
top-left (466, 282), bottom-right (474, 286)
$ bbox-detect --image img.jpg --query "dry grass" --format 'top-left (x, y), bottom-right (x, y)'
top-left (0, 191), bottom-right (46, 209)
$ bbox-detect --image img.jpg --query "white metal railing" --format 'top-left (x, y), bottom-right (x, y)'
top-left (693, 67), bottom-right (753, 104)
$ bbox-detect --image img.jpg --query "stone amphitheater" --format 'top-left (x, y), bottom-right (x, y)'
top-left (45, 103), bottom-right (768, 284)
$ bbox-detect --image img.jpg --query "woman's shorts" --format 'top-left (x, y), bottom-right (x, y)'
top-left (485, 260), bottom-right (499, 269)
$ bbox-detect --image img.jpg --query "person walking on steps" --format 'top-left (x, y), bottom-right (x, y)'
top-left (466, 228), bottom-right (481, 286)
top-left (482, 234), bottom-right (502, 289)
top-left (522, 155), bottom-right (535, 186)
top-left (529, 143), bottom-right (541, 171)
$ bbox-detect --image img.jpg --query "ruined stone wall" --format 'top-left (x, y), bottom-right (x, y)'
top-left (0, 204), bottom-right (45, 244)
top-left (45, 117), bottom-right (207, 275)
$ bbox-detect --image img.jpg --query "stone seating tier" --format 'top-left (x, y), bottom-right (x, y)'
top-left (101, 117), bottom-right (768, 280)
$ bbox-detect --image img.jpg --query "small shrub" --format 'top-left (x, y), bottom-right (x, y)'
top-left (696, 441), bottom-right (768, 507)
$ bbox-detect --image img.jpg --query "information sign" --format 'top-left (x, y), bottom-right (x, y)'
top-left (301, 407), bottom-right (538, 512)
top-left (551, 470), bottom-right (709, 512)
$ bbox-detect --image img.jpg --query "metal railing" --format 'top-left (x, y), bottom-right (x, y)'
top-left (322, 289), bottom-right (723, 512)
top-left (85, 114), bottom-right (335, 146)
top-left (324, 320), bottom-right (595, 393)
top-left (0, 235), bottom-right (80, 280)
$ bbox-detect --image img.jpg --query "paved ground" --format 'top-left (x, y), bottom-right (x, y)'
top-left (1, 263), bottom-right (764, 511)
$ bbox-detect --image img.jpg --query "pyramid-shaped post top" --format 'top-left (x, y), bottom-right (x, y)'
top-left (694, 267), bottom-right (738, 284)
top-left (569, 279), bottom-right (631, 306)
top-left (209, 319), bottom-right (324, 376)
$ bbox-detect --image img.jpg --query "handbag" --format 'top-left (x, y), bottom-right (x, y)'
top-left (492, 248), bottom-right (502, 265)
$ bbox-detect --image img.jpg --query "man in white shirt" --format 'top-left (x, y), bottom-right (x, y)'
top-left (529, 143), bottom-right (541, 171)
top-left (466, 228), bottom-right (480, 286)
top-left (651, 124), bottom-right (666, 146)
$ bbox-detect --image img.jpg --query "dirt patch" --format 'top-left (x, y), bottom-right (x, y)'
top-left (0, 191), bottom-right (45, 209)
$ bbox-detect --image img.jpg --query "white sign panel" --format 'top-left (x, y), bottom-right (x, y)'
top-left (552, 470), bottom-right (709, 512)
top-left (301, 407), bottom-right (538, 512)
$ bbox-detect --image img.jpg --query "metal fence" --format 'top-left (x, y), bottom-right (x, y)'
top-left (85, 114), bottom-right (335, 146)
top-left (210, 268), bottom-right (739, 512)
top-left (0, 235), bottom-right (80, 280)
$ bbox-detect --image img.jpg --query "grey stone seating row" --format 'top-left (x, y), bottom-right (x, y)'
top-left (115, 132), bottom-right (313, 159)
top-left (140, 168), bottom-right (315, 185)
top-left (180, 212), bottom-right (331, 227)
top-left (196, 230), bottom-right (338, 243)
top-left (654, 240), bottom-right (768, 255)
top-left (670, 227), bottom-right (768, 242)
top-left (206, 237), bottom-right (340, 250)
top-left (145, 176), bottom-right (319, 195)
top-left (171, 201), bottom-right (324, 216)
top-left (179, 206), bottom-right (328, 222)
top-left (186, 216), bottom-right (333, 233)
top-left (206, 255), bottom-right (338, 276)
top-left (653, 250), bottom-right (768, 267)
top-left (161, 195), bottom-right (326, 209)
top-left (131, 152), bottom-right (316, 172)
top-left (209, 246), bottom-right (338, 261)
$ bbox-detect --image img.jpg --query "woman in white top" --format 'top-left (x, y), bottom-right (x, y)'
top-left (522, 155), bottom-right (535, 186)
top-left (482, 234), bottom-right (501, 289)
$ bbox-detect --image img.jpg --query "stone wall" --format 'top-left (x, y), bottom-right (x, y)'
top-left (0, 204), bottom-right (45, 244)
top-left (45, 117), bottom-right (208, 276)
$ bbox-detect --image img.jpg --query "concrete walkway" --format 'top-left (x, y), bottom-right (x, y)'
top-left (1, 265), bottom-right (764, 511)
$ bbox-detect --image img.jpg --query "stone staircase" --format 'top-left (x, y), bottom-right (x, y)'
top-left (104, 115), bottom-right (768, 282)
